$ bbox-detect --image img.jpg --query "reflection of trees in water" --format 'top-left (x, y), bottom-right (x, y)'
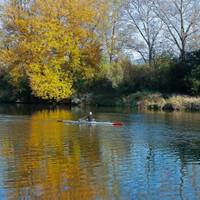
top-left (0, 103), bottom-right (60, 115)
top-left (109, 110), bottom-right (200, 198)
top-left (137, 110), bottom-right (200, 198)
top-left (0, 103), bottom-right (137, 119)
top-left (1, 106), bottom-right (200, 198)
top-left (0, 109), bottom-right (109, 198)
top-left (144, 110), bottom-right (200, 162)
top-left (0, 108), bottom-right (132, 198)
top-left (145, 141), bottom-right (200, 198)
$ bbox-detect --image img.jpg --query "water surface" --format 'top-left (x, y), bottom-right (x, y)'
top-left (0, 104), bottom-right (200, 199)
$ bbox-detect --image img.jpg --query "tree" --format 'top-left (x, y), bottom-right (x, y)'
top-left (154, 0), bottom-right (200, 61)
top-left (124, 0), bottom-right (163, 66)
top-left (101, 0), bottom-right (126, 63)
top-left (0, 0), bottom-right (103, 101)
top-left (188, 65), bottom-right (200, 95)
top-left (104, 58), bottom-right (124, 88)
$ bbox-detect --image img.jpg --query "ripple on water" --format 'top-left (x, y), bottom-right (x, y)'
top-left (0, 107), bottom-right (200, 198)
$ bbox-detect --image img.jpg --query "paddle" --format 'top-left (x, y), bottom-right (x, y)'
top-left (79, 116), bottom-right (87, 121)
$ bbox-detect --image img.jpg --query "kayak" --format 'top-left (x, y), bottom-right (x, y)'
top-left (57, 120), bottom-right (122, 126)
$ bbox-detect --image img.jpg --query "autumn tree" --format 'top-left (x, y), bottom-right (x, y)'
top-left (0, 0), bottom-right (103, 101)
top-left (101, 0), bottom-right (126, 64)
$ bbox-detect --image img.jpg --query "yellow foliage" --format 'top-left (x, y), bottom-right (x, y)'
top-left (1, 0), bottom-right (103, 100)
top-left (101, 0), bottom-right (124, 63)
top-left (104, 60), bottom-right (124, 88)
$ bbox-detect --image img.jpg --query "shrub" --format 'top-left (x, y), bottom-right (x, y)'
top-left (136, 92), bottom-right (166, 110)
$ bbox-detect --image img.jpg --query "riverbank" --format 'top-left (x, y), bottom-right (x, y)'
top-left (72, 91), bottom-right (200, 111)
top-left (125, 92), bottom-right (200, 111)
top-left (1, 90), bottom-right (200, 111)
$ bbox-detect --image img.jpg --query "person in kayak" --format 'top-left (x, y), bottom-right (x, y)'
top-left (79, 112), bottom-right (94, 122)
top-left (87, 112), bottom-right (93, 121)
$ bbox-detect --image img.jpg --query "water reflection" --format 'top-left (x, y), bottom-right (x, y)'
top-left (0, 104), bottom-right (200, 198)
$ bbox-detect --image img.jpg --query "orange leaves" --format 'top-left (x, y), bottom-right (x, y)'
top-left (1, 0), bottom-right (103, 100)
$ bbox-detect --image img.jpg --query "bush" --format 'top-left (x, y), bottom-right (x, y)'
top-left (136, 92), bottom-right (166, 110)
top-left (185, 65), bottom-right (200, 95)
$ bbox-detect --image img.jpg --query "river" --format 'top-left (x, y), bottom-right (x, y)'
top-left (0, 103), bottom-right (200, 199)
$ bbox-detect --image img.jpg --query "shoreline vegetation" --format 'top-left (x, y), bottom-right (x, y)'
top-left (70, 91), bottom-right (200, 111)
top-left (0, 91), bottom-right (200, 112)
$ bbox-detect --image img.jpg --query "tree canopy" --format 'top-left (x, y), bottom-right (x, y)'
top-left (1, 0), bottom-right (200, 103)
top-left (0, 0), bottom-right (103, 100)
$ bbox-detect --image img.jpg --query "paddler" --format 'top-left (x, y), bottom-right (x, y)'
top-left (87, 112), bottom-right (93, 121)
top-left (79, 112), bottom-right (93, 122)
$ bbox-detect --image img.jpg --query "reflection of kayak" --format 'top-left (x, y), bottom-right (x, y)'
top-left (57, 120), bottom-right (122, 126)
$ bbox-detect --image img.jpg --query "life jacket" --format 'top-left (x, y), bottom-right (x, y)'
top-left (88, 114), bottom-right (93, 121)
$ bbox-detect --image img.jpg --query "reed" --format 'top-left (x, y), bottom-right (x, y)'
top-left (167, 95), bottom-right (200, 111)
top-left (122, 92), bottom-right (200, 111)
